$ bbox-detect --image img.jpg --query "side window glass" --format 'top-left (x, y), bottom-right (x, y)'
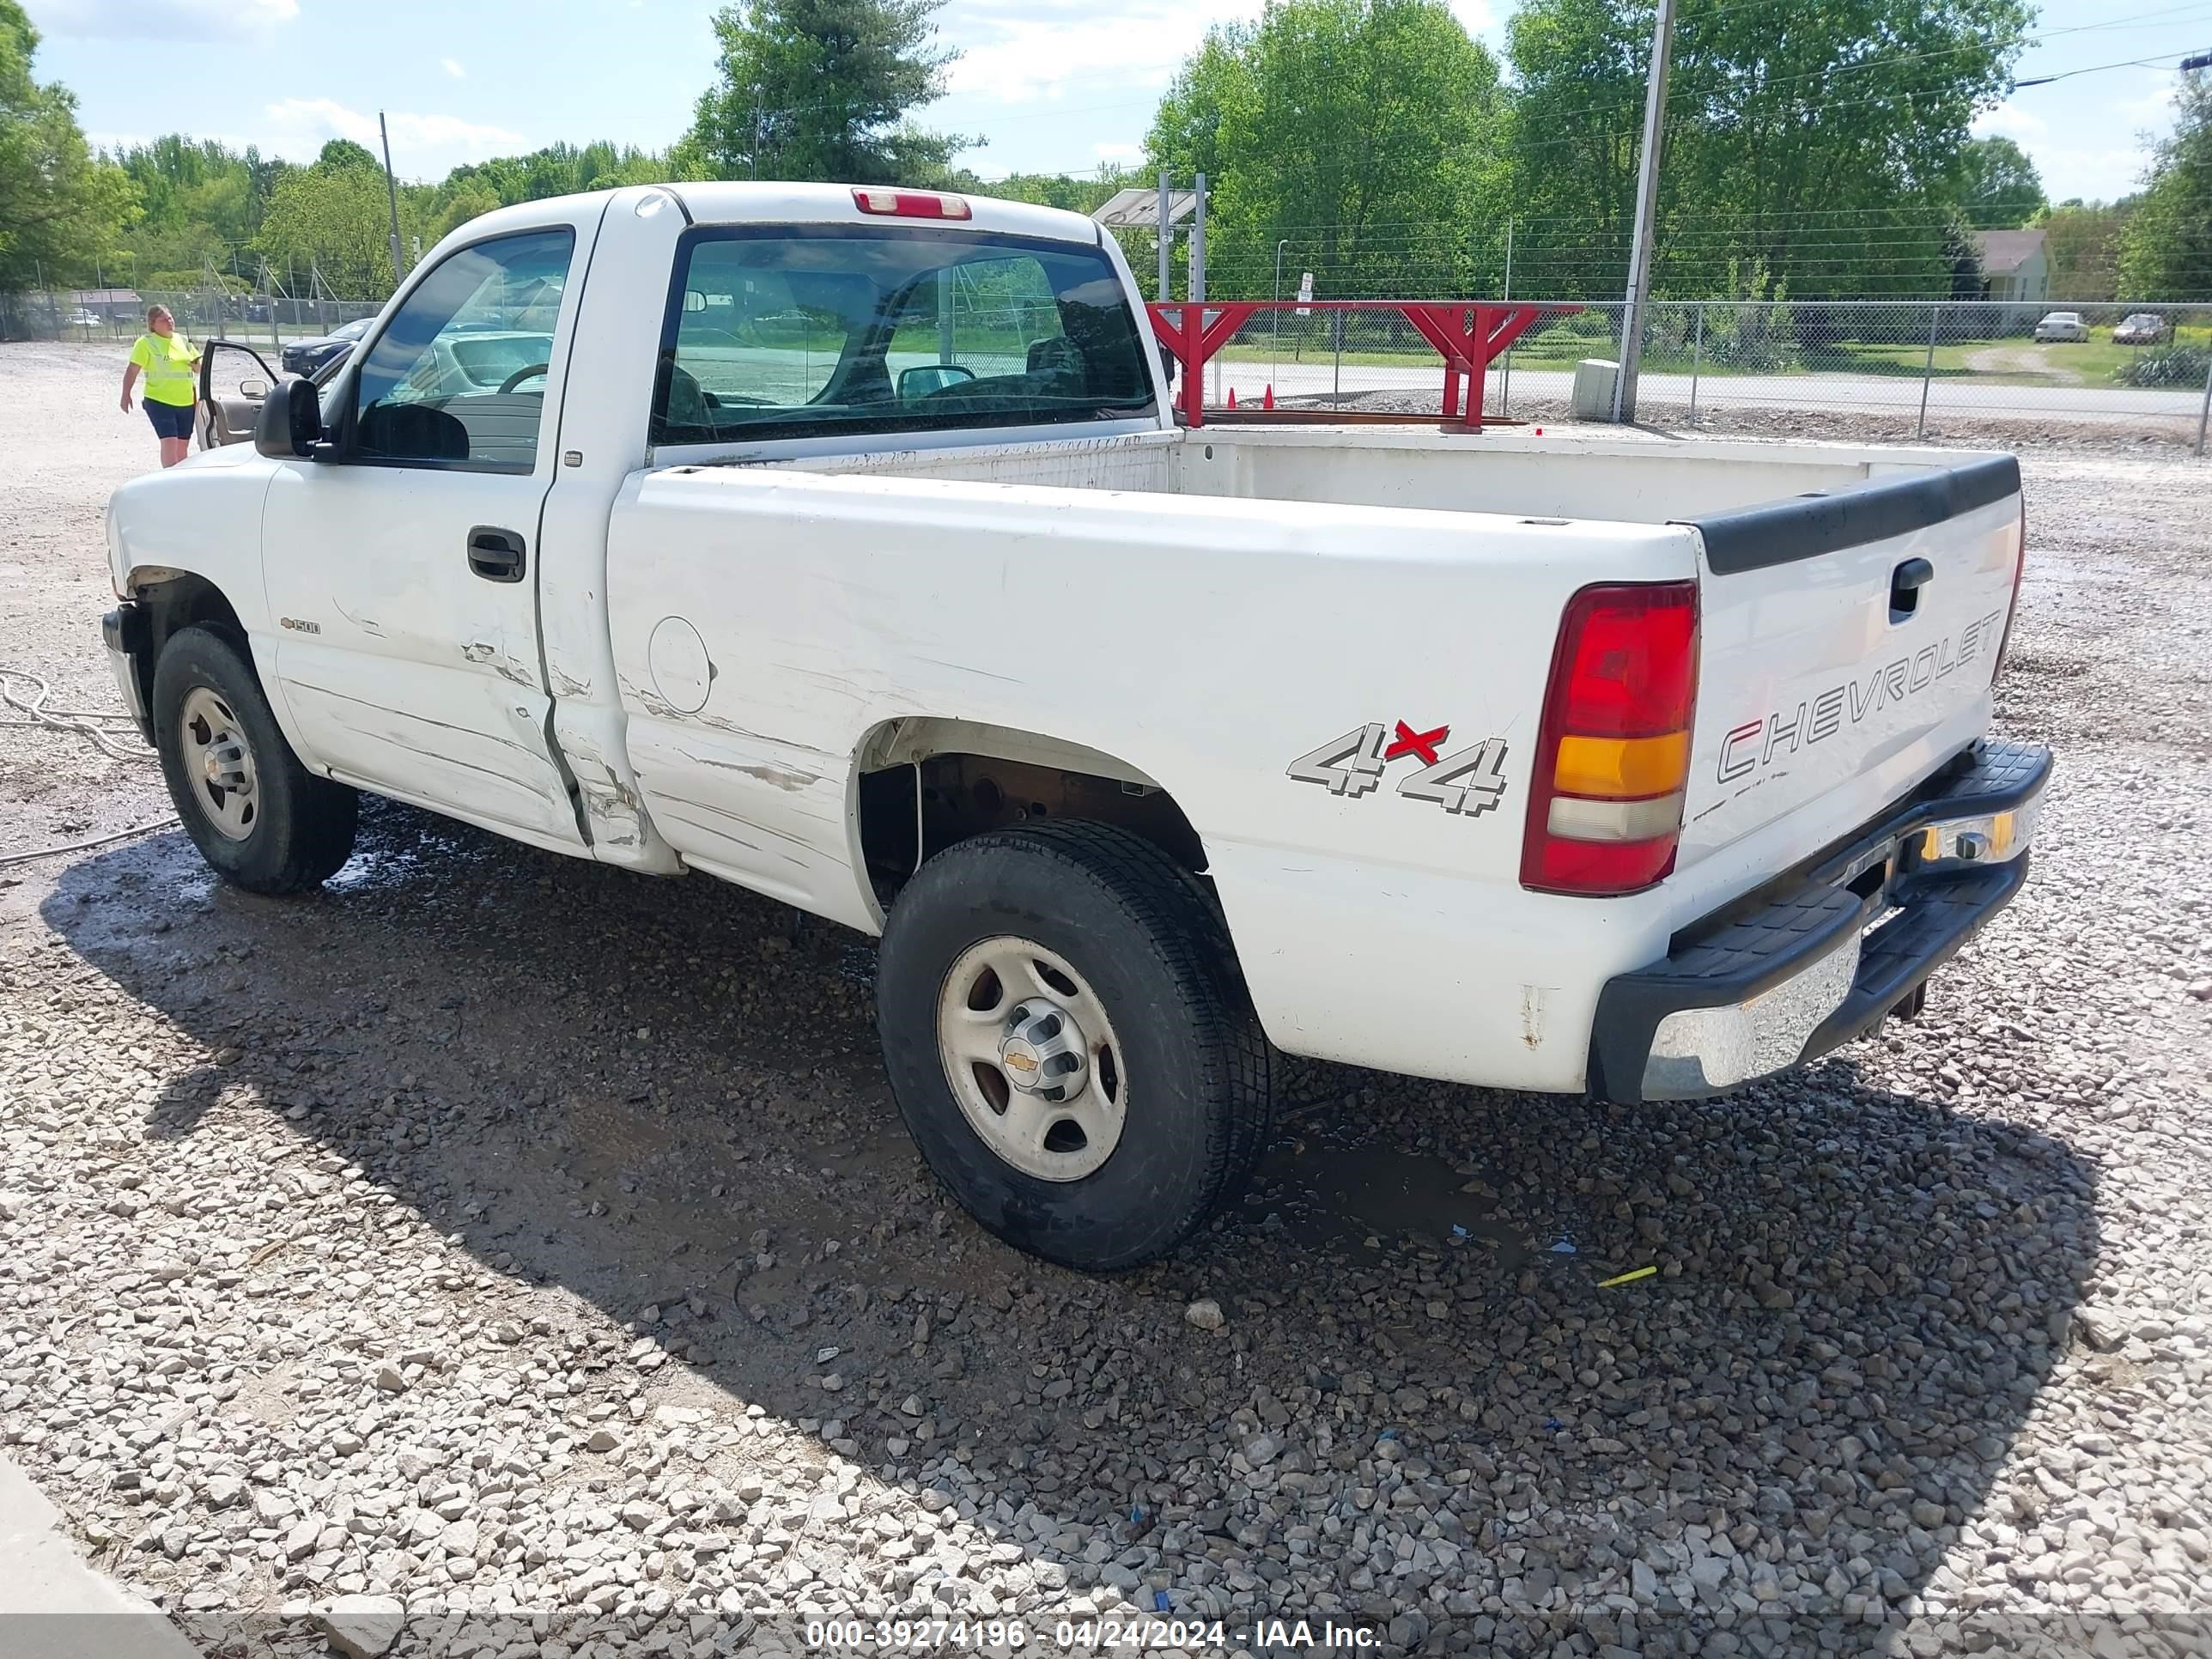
top-left (352, 228), bottom-right (574, 471)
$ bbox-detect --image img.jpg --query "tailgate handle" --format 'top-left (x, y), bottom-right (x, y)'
top-left (1890, 556), bottom-right (1935, 621)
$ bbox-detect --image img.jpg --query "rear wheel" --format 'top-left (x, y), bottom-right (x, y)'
top-left (153, 624), bottom-right (357, 894)
top-left (877, 821), bottom-right (1272, 1271)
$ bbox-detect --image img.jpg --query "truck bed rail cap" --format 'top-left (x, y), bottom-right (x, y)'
top-left (1676, 453), bottom-right (2021, 575)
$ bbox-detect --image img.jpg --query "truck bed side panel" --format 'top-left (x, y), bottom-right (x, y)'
top-left (605, 466), bottom-right (1705, 1088)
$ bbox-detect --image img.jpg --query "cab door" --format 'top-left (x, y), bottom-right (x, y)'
top-left (260, 210), bottom-right (608, 854)
top-left (195, 341), bottom-right (280, 448)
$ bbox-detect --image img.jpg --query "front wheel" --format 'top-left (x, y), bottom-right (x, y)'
top-left (152, 623), bottom-right (357, 894)
top-left (876, 821), bottom-right (1272, 1271)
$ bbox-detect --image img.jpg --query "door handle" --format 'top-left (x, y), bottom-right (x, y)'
top-left (468, 526), bottom-right (527, 583)
top-left (1889, 556), bottom-right (1935, 620)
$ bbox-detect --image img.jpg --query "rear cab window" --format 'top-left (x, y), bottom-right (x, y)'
top-left (650, 224), bottom-right (1156, 447)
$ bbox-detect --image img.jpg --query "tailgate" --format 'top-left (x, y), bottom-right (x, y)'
top-left (1678, 455), bottom-right (2025, 870)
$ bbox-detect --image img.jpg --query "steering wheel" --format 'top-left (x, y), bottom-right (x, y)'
top-left (497, 363), bottom-right (550, 394)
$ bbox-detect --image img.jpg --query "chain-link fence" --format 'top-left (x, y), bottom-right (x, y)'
top-left (14, 280), bottom-right (2212, 451)
top-left (1195, 298), bottom-right (2212, 452)
top-left (1, 287), bottom-right (385, 349)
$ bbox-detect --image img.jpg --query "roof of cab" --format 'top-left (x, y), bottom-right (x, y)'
top-left (447, 181), bottom-right (1101, 243)
top-left (666, 181), bottom-right (1102, 244)
top-left (404, 182), bottom-right (1108, 283)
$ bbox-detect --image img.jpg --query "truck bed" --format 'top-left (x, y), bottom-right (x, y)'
top-left (755, 424), bottom-right (1992, 526)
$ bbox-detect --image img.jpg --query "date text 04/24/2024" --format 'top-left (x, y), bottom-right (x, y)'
top-left (802, 1618), bottom-right (1380, 1650)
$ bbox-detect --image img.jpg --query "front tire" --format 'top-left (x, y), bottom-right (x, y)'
top-left (876, 821), bottom-right (1272, 1271)
top-left (152, 623), bottom-right (357, 894)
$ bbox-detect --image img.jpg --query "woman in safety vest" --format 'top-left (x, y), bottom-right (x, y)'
top-left (120, 305), bottom-right (204, 469)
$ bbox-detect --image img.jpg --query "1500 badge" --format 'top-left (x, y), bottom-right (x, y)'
top-left (1288, 720), bottom-right (1510, 817)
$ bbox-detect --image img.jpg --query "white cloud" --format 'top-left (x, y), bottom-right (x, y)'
top-left (1093, 141), bottom-right (1141, 163)
top-left (943, 0), bottom-right (1492, 105)
top-left (2116, 70), bottom-right (2178, 125)
top-left (441, 58), bottom-right (467, 80)
top-left (1972, 102), bottom-right (2045, 141)
top-left (28, 0), bottom-right (296, 40)
top-left (263, 99), bottom-right (527, 168)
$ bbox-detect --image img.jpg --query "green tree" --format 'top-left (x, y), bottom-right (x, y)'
top-left (2039, 198), bottom-right (2132, 302)
top-left (1503, 0), bottom-right (2033, 298)
top-left (678, 0), bottom-right (971, 185)
top-left (1958, 137), bottom-right (2045, 228)
top-left (315, 138), bottom-right (384, 174)
top-left (0, 0), bottom-right (136, 290)
top-left (1147, 0), bottom-right (1507, 297)
top-left (2118, 71), bottom-right (2212, 301)
top-left (112, 136), bottom-right (295, 285)
top-left (256, 157), bottom-right (417, 296)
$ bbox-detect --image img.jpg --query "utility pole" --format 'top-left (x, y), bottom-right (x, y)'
top-left (1189, 173), bottom-right (1206, 304)
top-left (752, 96), bottom-right (764, 180)
top-left (1157, 172), bottom-right (1171, 301)
top-left (1612, 0), bottom-right (1676, 423)
top-left (378, 112), bottom-right (407, 292)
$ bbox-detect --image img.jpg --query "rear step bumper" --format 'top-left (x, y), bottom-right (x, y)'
top-left (1588, 738), bottom-right (2052, 1103)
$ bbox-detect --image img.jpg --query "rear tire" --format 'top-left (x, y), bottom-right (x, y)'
top-left (876, 821), bottom-right (1272, 1271)
top-left (153, 623), bottom-right (357, 894)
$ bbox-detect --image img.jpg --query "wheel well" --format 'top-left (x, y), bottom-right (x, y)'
top-left (137, 573), bottom-right (245, 657)
top-left (125, 574), bottom-right (246, 714)
top-left (855, 726), bottom-right (1206, 908)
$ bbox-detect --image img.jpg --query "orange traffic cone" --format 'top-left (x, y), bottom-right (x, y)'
top-left (1263, 384), bottom-right (1275, 409)
top-left (1227, 387), bottom-right (1238, 409)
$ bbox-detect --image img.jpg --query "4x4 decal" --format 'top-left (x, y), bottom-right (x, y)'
top-left (1288, 720), bottom-right (1510, 817)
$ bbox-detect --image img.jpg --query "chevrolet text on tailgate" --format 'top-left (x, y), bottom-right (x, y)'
top-left (105, 183), bottom-right (2051, 1270)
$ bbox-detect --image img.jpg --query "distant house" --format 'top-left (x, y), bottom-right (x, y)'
top-left (1973, 231), bottom-right (2050, 307)
top-left (70, 288), bottom-right (143, 321)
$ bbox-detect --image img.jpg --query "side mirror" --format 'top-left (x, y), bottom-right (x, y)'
top-left (255, 377), bottom-right (323, 459)
top-left (897, 362), bottom-right (977, 401)
top-left (240, 378), bottom-right (270, 400)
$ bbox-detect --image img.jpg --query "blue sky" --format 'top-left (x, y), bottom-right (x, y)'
top-left (20, 0), bottom-right (2209, 201)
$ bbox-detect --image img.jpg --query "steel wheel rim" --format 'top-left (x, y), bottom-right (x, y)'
top-left (178, 685), bottom-right (258, 842)
top-left (936, 935), bottom-right (1127, 1182)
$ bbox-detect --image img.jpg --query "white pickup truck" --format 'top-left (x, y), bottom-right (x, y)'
top-left (105, 183), bottom-right (2049, 1270)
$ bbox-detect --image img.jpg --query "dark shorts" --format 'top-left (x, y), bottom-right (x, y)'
top-left (144, 399), bottom-right (195, 441)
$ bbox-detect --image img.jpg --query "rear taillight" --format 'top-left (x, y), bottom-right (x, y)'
top-left (1520, 580), bottom-right (1699, 896)
top-left (852, 188), bottom-right (972, 220)
top-left (1994, 500), bottom-right (2027, 681)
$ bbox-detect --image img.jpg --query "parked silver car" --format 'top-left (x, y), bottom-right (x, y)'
top-left (2112, 313), bottom-right (2172, 346)
top-left (2033, 312), bottom-right (2088, 343)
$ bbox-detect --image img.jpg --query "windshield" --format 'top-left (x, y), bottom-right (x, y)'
top-left (651, 225), bottom-right (1156, 446)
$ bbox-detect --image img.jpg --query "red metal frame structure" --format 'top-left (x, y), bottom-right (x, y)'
top-left (1146, 300), bottom-right (1575, 428)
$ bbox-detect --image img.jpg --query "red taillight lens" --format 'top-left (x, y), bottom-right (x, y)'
top-left (1994, 500), bottom-right (2027, 681)
top-left (1550, 584), bottom-right (1698, 738)
top-left (1521, 580), bottom-right (1700, 897)
top-left (852, 188), bottom-right (973, 220)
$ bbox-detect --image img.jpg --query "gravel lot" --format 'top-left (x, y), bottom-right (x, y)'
top-left (3, 338), bottom-right (2210, 1659)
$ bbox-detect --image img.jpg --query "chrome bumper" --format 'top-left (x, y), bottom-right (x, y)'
top-left (1589, 740), bottom-right (2051, 1103)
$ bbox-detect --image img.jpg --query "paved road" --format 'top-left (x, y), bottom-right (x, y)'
top-left (1211, 359), bottom-right (2210, 426)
